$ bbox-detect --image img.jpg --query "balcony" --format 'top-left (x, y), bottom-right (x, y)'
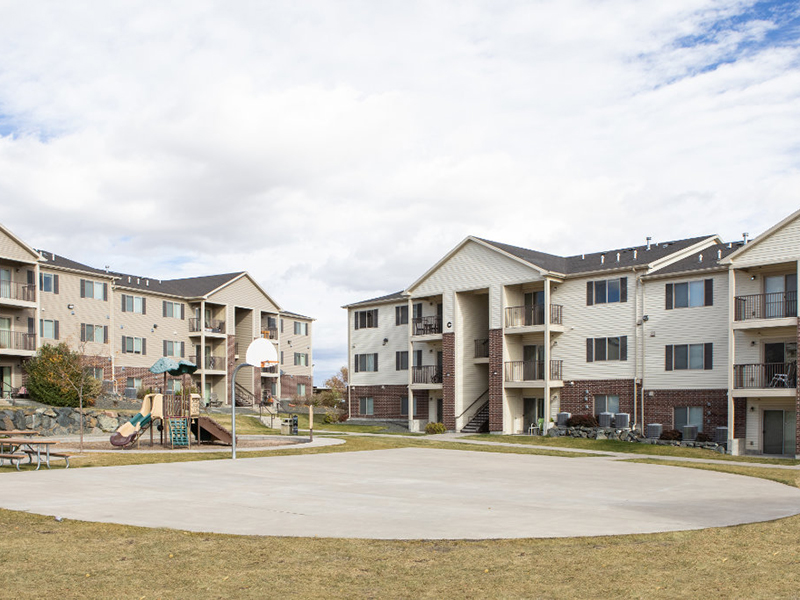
top-left (0, 281), bottom-right (36, 305)
top-left (474, 338), bottom-right (489, 358)
top-left (261, 327), bottom-right (278, 340)
top-left (189, 355), bottom-right (226, 371)
top-left (734, 363), bottom-right (796, 389)
top-left (734, 291), bottom-right (796, 322)
top-left (412, 316), bottom-right (443, 336)
top-left (261, 364), bottom-right (279, 376)
top-left (412, 365), bottom-right (442, 385)
top-left (188, 318), bottom-right (226, 335)
top-left (504, 360), bottom-right (563, 383)
top-left (0, 330), bottom-right (36, 352)
top-left (504, 304), bottom-right (563, 328)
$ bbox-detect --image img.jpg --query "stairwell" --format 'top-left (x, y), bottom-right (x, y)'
top-left (234, 382), bottom-right (256, 407)
top-left (460, 390), bottom-right (490, 433)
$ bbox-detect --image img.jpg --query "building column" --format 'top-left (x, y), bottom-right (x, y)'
top-left (727, 268), bottom-right (736, 447)
top-left (796, 314), bottom-right (800, 457)
top-left (407, 296), bottom-right (414, 432)
top-left (544, 278), bottom-right (552, 431)
top-left (488, 328), bottom-right (503, 432)
top-left (442, 332), bottom-right (455, 430)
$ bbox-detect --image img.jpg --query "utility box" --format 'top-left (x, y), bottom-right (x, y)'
top-left (557, 412), bottom-right (571, 427)
top-left (683, 425), bottom-right (698, 441)
top-left (715, 426), bottom-right (728, 443)
top-left (598, 412), bottom-right (614, 428)
top-left (646, 423), bottom-right (663, 439)
top-left (615, 413), bottom-right (630, 429)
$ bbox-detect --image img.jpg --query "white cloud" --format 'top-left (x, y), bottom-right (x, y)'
top-left (0, 0), bottom-right (798, 381)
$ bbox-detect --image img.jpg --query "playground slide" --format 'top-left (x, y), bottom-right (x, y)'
top-left (110, 394), bottom-right (163, 447)
top-left (195, 416), bottom-right (233, 445)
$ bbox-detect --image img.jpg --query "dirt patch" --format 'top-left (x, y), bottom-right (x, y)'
top-left (56, 437), bottom-right (299, 452)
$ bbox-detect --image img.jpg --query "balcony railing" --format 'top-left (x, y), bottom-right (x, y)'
top-left (0, 331), bottom-right (36, 351)
top-left (189, 355), bottom-right (226, 371)
top-left (412, 365), bottom-right (442, 384)
top-left (261, 327), bottom-right (278, 340)
top-left (734, 363), bottom-right (797, 389)
top-left (188, 318), bottom-right (226, 334)
top-left (0, 281), bottom-right (36, 303)
top-left (412, 316), bottom-right (443, 336)
top-left (735, 291), bottom-right (797, 321)
top-left (505, 304), bottom-right (563, 328)
top-left (504, 359), bottom-right (563, 382)
top-left (261, 364), bottom-right (279, 375)
top-left (474, 338), bottom-right (489, 358)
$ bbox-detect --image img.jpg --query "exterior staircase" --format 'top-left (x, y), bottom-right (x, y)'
top-left (460, 399), bottom-right (490, 433)
top-left (234, 382), bottom-right (256, 407)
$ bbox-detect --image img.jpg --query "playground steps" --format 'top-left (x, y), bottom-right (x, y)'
top-left (168, 418), bottom-right (189, 447)
top-left (195, 416), bottom-right (233, 445)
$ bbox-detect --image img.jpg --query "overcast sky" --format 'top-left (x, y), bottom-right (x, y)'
top-left (1, 1), bottom-right (798, 383)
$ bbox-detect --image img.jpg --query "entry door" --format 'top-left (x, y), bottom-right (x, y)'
top-left (764, 410), bottom-right (796, 455)
top-left (764, 275), bottom-right (796, 318)
top-left (0, 366), bottom-right (10, 397)
top-left (0, 269), bottom-right (10, 299)
top-left (436, 398), bottom-right (443, 423)
top-left (524, 292), bottom-right (544, 326)
top-left (0, 317), bottom-right (10, 349)
top-left (523, 397), bottom-right (545, 431)
top-left (523, 345), bottom-right (544, 380)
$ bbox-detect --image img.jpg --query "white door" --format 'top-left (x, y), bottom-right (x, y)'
top-left (0, 317), bottom-right (10, 349)
top-left (0, 269), bottom-right (10, 299)
top-left (765, 275), bottom-right (785, 318)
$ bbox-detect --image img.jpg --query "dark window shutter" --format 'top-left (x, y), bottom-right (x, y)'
top-left (53, 274), bottom-right (59, 294)
top-left (80, 323), bottom-right (86, 342)
top-left (704, 279), bottom-right (713, 306)
top-left (586, 338), bottom-right (594, 362)
top-left (40, 320), bottom-right (43, 338)
top-left (122, 336), bottom-right (127, 353)
top-left (665, 283), bottom-right (673, 310)
top-left (704, 343), bottom-right (713, 370)
top-left (163, 340), bottom-right (168, 357)
top-left (121, 295), bottom-right (127, 312)
top-left (103, 326), bottom-right (108, 344)
top-left (27, 270), bottom-right (34, 285)
top-left (141, 297), bottom-right (146, 314)
top-left (39, 273), bottom-right (43, 290)
top-left (396, 352), bottom-right (400, 370)
top-left (595, 338), bottom-right (606, 361)
top-left (28, 317), bottom-right (34, 334)
top-left (586, 282), bottom-right (594, 306)
top-left (54, 320), bottom-right (59, 340)
top-left (142, 338), bottom-right (146, 355)
top-left (620, 277), bottom-right (627, 303)
top-left (665, 345), bottom-right (673, 371)
top-left (374, 353), bottom-right (378, 371)
top-left (354, 313), bottom-right (359, 330)
top-left (180, 304), bottom-right (185, 320)
top-left (163, 301), bottom-right (167, 317)
top-left (103, 283), bottom-right (108, 301)
top-left (620, 336), bottom-right (627, 361)
top-left (80, 279), bottom-right (86, 298)
top-left (354, 355), bottom-right (360, 373)
top-left (181, 342), bottom-right (185, 358)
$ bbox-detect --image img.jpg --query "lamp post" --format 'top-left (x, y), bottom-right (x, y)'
top-left (230, 338), bottom-right (278, 459)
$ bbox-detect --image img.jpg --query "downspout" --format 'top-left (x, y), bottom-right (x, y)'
top-left (347, 307), bottom-right (352, 420)
top-left (407, 296), bottom-right (414, 432)
top-left (640, 272), bottom-right (647, 432)
top-left (544, 278), bottom-right (551, 432)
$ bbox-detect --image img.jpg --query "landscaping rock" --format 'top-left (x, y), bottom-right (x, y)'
top-left (96, 414), bottom-right (118, 431)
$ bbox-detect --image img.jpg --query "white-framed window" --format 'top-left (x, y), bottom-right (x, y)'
top-left (122, 336), bottom-right (145, 355)
top-left (396, 351), bottom-right (408, 370)
top-left (359, 397), bottom-right (374, 415)
top-left (126, 377), bottom-right (142, 390)
top-left (122, 294), bottom-right (146, 314)
top-left (400, 396), bottom-right (418, 416)
top-left (354, 353), bottom-right (378, 372)
top-left (81, 279), bottom-right (108, 301)
top-left (85, 367), bottom-right (103, 380)
top-left (294, 352), bottom-right (309, 366)
top-left (167, 379), bottom-right (182, 393)
top-left (297, 383), bottom-right (306, 396)
top-left (666, 343), bottom-right (712, 371)
top-left (674, 406), bottom-right (704, 432)
top-left (587, 277), bottom-right (627, 305)
top-left (594, 394), bottom-right (619, 416)
top-left (81, 323), bottom-right (107, 344)
top-left (396, 305), bottom-right (408, 325)
top-left (666, 279), bottom-right (712, 309)
top-left (163, 301), bottom-right (183, 319)
top-left (586, 336), bottom-right (627, 362)
top-left (354, 309), bottom-right (378, 330)
top-left (40, 319), bottom-right (58, 340)
top-left (40, 273), bottom-right (58, 293)
top-left (163, 340), bottom-right (184, 357)
top-left (293, 321), bottom-right (309, 335)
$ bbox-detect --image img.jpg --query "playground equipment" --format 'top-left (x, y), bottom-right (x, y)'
top-left (110, 393), bottom-right (233, 449)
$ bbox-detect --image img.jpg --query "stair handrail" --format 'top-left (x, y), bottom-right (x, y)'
top-left (455, 389), bottom-right (489, 421)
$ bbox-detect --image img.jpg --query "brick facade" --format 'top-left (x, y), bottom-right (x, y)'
top-left (488, 328), bottom-right (503, 432)
top-left (442, 332), bottom-right (456, 430)
top-left (796, 318), bottom-right (800, 456)
top-left (560, 379), bottom-right (639, 419)
top-left (349, 385), bottom-right (427, 419)
top-left (281, 374), bottom-right (313, 399)
top-left (642, 388), bottom-right (734, 435)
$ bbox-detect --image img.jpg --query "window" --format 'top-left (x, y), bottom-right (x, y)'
top-left (396, 305), bottom-right (408, 325)
top-left (675, 406), bottom-right (704, 432)
top-left (354, 309), bottom-right (378, 329)
top-left (163, 301), bottom-right (184, 319)
top-left (359, 397), bottom-right (374, 415)
top-left (354, 353), bottom-right (378, 372)
top-left (167, 379), bottom-right (182, 394)
top-left (665, 343), bottom-right (712, 370)
top-left (413, 350), bottom-right (422, 367)
top-left (413, 303), bottom-right (423, 319)
top-left (81, 323), bottom-right (107, 344)
top-left (40, 319), bottom-right (59, 340)
top-left (400, 396), bottom-right (418, 416)
top-left (396, 351), bottom-right (408, 370)
top-left (666, 279), bottom-right (713, 309)
top-left (126, 377), bottom-right (142, 390)
top-left (586, 336), bottom-right (627, 362)
top-left (594, 394), bottom-right (619, 416)
top-left (294, 321), bottom-right (309, 335)
top-left (122, 336), bottom-right (146, 355)
top-left (121, 294), bottom-right (146, 314)
top-left (587, 278), bottom-right (627, 305)
top-left (280, 351), bottom-right (284, 365)
top-left (163, 340), bottom-right (184, 357)
top-left (85, 367), bottom-right (103, 380)
top-left (294, 352), bottom-right (309, 366)
top-left (80, 279), bottom-right (108, 301)
top-left (297, 383), bottom-right (306, 397)
top-left (39, 273), bottom-right (58, 294)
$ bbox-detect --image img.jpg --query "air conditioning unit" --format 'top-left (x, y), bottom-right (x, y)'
top-left (615, 413), bottom-right (630, 428)
top-left (598, 412), bottom-right (614, 428)
top-left (557, 412), bottom-right (571, 427)
top-left (124, 387), bottom-right (138, 399)
top-left (715, 426), bottom-right (728, 444)
top-left (646, 423), bottom-right (662, 439)
top-left (683, 425), bottom-right (698, 441)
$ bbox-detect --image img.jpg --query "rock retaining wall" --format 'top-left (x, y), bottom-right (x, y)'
top-left (548, 425), bottom-right (727, 453)
top-left (0, 407), bottom-right (130, 436)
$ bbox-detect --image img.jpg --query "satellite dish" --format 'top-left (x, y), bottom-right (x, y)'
top-left (245, 338), bottom-right (278, 367)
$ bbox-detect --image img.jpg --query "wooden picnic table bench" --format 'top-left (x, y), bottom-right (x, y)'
top-left (0, 452), bottom-right (26, 470)
top-left (0, 429), bottom-right (39, 437)
top-left (0, 438), bottom-right (63, 470)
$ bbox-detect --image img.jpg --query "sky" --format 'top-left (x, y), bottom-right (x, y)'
top-left (0, 0), bottom-right (799, 383)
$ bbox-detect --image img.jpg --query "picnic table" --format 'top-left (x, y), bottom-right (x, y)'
top-left (0, 438), bottom-right (69, 470)
top-left (0, 429), bottom-right (39, 437)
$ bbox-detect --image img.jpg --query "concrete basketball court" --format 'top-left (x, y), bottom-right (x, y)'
top-left (1, 447), bottom-right (799, 539)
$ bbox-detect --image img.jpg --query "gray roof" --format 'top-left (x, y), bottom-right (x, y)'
top-left (343, 290), bottom-right (406, 309)
top-left (646, 241), bottom-right (743, 277)
top-left (112, 272), bottom-right (244, 298)
top-left (280, 310), bottom-right (315, 321)
top-left (38, 251), bottom-right (114, 277)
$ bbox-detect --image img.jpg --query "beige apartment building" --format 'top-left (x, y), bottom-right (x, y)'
top-left (0, 223), bottom-right (313, 405)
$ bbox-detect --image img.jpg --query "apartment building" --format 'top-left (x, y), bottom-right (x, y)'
top-left (0, 223), bottom-right (313, 405)
top-left (345, 209), bottom-right (800, 457)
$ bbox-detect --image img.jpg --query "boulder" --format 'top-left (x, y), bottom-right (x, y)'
top-left (96, 414), bottom-right (118, 431)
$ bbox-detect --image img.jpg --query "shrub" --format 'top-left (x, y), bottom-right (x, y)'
top-left (425, 422), bottom-right (446, 434)
top-left (566, 414), bottom-right (598, 428)
top-left (696, 432), bottom-right (713, 443)
top-left (136, 386), bottom-right (154, 400)
top-left (323, 412), bottom-right (339, 424)
top-left (660, 429), bottom-right (683, 441)
top-left (24, 343), bottom-right (101, 408)
top-left (338, 412), bottom-right (349, 423)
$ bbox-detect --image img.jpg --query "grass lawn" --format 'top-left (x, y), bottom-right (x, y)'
top-left (464, 433), bottom-right (800, 465)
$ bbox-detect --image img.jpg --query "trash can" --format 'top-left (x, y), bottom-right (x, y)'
top-left (291, 415), bottom-right (299, 435)
top-left (281, 418), bottom-right (291, 435)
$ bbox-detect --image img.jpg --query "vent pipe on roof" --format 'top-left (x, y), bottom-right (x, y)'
top-left (581, 254), bottom-right (585, 260)
top-left (646, 236), bottom-right (652, 251)
top-left (146, 279), bottom-right (149, 286)
top-left (127, 276), bottom-right (131, 283)
top-left (742, 232), bottom-right (749, 244)
top-left (137, 278), bottom-right (140, 284)
top-left (728, 243), bottom-right (732, 249)
top-left (600, 254), bottom-right (605, 265)
top-left (698, 254), bottom-right (703, 263)
top-left (616, 252), bottom-right (620, 262)
top-left (633, 249), bottom-right (638, 259)
top-left (717, 249), bottom-right (722, 259)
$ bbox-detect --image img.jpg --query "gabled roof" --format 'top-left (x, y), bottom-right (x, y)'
top-left (642, 241), bottom-right (743, 279)
top-left (342, 290), bottom-right (405, 309)
top-left (0, 222), bottom-right (41, 262)
top-left (38, 251), bottom-right (116, 278)
top-left (281, 310), bottom-right (315, 321)
top-left (720, 207), bottom-right (800, 264)
top-left (114, 271), bottom-right (245, 298)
